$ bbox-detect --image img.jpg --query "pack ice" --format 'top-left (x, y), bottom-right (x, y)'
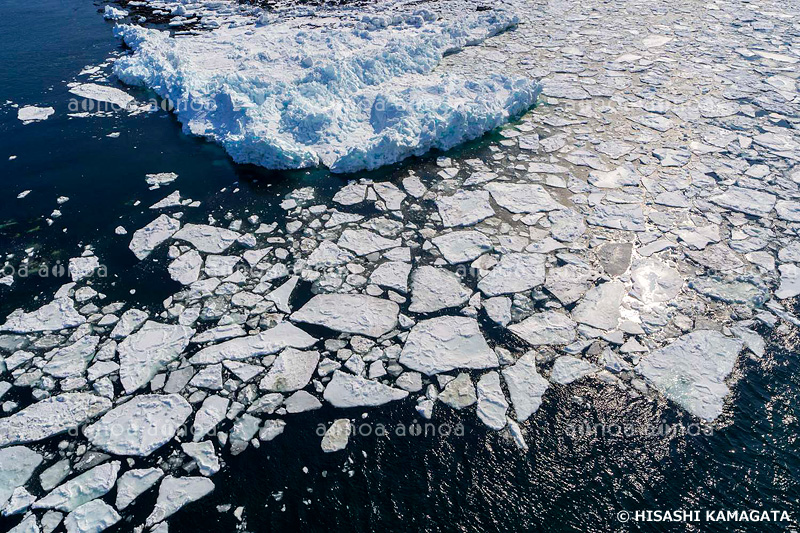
top-left (112, 5), bottom-right (538, 173)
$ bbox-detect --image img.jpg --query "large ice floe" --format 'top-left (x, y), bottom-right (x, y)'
top-left (112, 1), bottom-right (538, 173)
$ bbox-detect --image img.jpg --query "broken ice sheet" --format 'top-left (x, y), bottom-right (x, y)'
top-left (4, 0), bottom-right (800, 526)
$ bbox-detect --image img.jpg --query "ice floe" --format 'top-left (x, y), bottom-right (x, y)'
top-left (33, 462), bottom-right (120, 512)
top-left (118, 321), bottom-right (194, 393)
top-left (323, 371), bottom-right (408, 408)
top-left (113, 7), bottom-right (537, 173)
top-left (502, 352), bottom-right (549, 422)
top-left (145, 476), bottom-right (214, 527)
top-left (321, 419), bottom-right (351, 453)
top-left (399, 316), bottom-right (497, 375)
top-left (17, 106), bottom-right (55, 124)
top-left (84, 394), bottom-right (192, 456)
top-left (291, 294), bottom-right (398, 337)
top-left (636, 331), bottom-right (743, 421)
top-left (0, 394), bottom-right (110, 447)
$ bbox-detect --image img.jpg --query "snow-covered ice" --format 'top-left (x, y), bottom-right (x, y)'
top-left (84, 394), bottom-right (192, 456)
top-left (292, 294), bottom-right (398, 337)
top-left (408, 266), bottom-right (471, 313)
top-left (510, 311), bottom-right (576, 348)
top-left (64, 499), bottom-right (121, 533)
top-left (115, 468), bottom-right (163, 510)
top-left (259, 348), bottom-right (319, 392)
top-left (129, 215), bottom-right (181, 260)
top-left (0, 298), bottom-right (85, 333)
top-left (145, 476), bottom-right (214, 527)
top-left (399, 316), bottom-right (497, 375)
top-left (33, 462), bottom-right (120, 512)
top-left (68, 83), bottom-right (135, 110)
top-left (636, 331), bottom-right (743, 421)
top-left (0, 393), bottom-right (110, 447)
top-left (17, 106), bottom-right (55, 124)
top-left (476, 371), bottom-right (508, 430)
top-left (321, 419), bottom-right (351, 453)
top-left (103, 5), bottom-right (128, 20)
top-left (477, 253), bottom-right (545, 296)
top-left (502, 352), bottom-right (549, 421)
top-left (0, 447), bottom-right (43, 508)
top-left (113, 7), bottom-right (537, 173)
top-left (118, 321), bottom-right (194, 393)
top-left (323, 370), bottom-right (408, 407)
top-left (190, 322), bottom-right (317, 364)
top-left (431, 231), bottom-right (492, 263)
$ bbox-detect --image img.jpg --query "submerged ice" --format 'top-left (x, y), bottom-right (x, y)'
top-left (113, 5), bottom-right (538, 173)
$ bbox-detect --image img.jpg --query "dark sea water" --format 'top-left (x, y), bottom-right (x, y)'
top-left (0, 1), bottom-right (798, 532)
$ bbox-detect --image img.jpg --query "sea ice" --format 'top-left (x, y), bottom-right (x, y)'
top-left (431, 231), bottom-right (492, 263)
top-left (321, 419), bottom-right (351, 453)
top-left (259, 349), bottom-right (319, 392)
top-left (399, 316), bottom-right (497, 375)
top-left (115, 468), bottom-right (163, 510)
top-left (484, 183), bottom-right (560, 213)
top-left (43, 335), bottom-right (99, 379)
top-left (33, 462), bottom-right (120, 512)
top-left (8, 514), bottom-right (39, 533)
top-left (181, 442), bottom-right (220, 476)
top-left (630, 259), bottom-right (682, 304)
top-left (477, 253), bottom-right (545, 296)
top-left (229, 414), bottom-right (262, 455)
top-left (508, 311), bottom-right (576, 346)
top-left (0, 447), bottom-right (43, 508)
top-left (0, 298), bottom-right (85, 333)
top-left (168, 250), bottom-right (203, 285)
top-left (369, 261), bottom-right (411, 293)
top-left (191, 395), bottom-right (230, 441)
top-left (549, 356), bottom-right (597, 385)
top-left (323, 371), bottom-right (408, 407)
top-left (776, 264), bottom-right (800, 299)
top-left (337, 229), bottom-right (400, 256)
top-left (636, 330), bottom-right (743, 421)
top-left (190, 322), bottom-right (317, 364)
top-left (571, 281), bottom-right (626, 330)
top-left (114, 8), bottom-right (537, 173)
top-left (129, 215), bottom-right (181, 260)
top-left (67, 256), bottom-right (100, 282)
top-left (439, 373), bottom-right (477, 409)
top-left (118, 321), bottom-right (194, 393)
top-left (476, 372), bottom-right (508, 430)
top-left (0, 393), bottom-right (110, 447)
top-left (502, 351), bottom-right (549, 421)
top-left (83, 394), bottom-right (192, 456)
top-left (17, 106), bottom-right (54, 124)
top-left (103, 5), bottom-right (128, 20)
top-left (710, 186), bottom-right (776, 217)
top-left (291, 294), bottom-right (399, 337)
top-left (63, 500), bottom-right (121, 533)
top-left (408, 266), bottom-right (471, 313)
top-left (173, 224), bottom-right (240, 254)
top-left (145, 476), bottom-right (214, 527)
top-left (436, 190), bottom-right (495, 227)
top-left (68, 84), bottom-right (135, 111)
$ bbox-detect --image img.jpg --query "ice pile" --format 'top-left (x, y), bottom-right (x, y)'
top-left (113, 5), bottom-right (538, 173)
